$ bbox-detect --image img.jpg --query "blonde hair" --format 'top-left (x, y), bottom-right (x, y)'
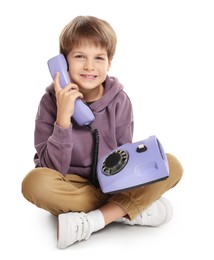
top-left (59, 16), bottom-right (117, 60)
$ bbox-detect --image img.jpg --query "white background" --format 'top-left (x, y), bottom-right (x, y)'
top-left (0, 0), bottom-right (213, 259)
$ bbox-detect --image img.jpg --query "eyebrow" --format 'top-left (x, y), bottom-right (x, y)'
top-left (72, 51), bottom-right (107, 56)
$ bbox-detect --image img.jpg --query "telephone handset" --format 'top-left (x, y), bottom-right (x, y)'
top-left (47, 54), bottom-right (95, 126)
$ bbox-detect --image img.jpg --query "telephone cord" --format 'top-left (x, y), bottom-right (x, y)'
top-left (88, 125), bottom-right (100, 188)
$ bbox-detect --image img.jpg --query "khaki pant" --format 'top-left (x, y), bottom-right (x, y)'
top-left (22, 153), bottom-right (183, 220)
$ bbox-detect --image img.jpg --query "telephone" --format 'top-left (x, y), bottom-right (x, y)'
top-left (47, 54), bottom-right (95, 126)
top-left (97, 135), bottom-right (169, 193)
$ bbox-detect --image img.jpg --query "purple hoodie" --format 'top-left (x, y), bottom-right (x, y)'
top-left (34, 75), bottom-right (134, 179)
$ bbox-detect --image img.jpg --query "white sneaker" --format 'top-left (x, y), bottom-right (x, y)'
top-left (122, 197), bottom-right (173, 226)
top-left (57, 212), bottom-right (94, 249)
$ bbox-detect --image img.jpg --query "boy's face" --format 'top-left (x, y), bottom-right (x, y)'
top-left (67, 43), bottom-right (111, 96)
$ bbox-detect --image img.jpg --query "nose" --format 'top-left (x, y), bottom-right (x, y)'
top-left (83, 59), bottom-right (94, 71)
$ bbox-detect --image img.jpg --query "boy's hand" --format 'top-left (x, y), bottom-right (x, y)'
top-left (54, 72), bottom-right (83, 128)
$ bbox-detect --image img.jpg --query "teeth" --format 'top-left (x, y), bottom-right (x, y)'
top-left (82, 75), bottom-right (95, 79)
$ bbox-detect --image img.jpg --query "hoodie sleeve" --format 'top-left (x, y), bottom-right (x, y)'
top-left (115, 91), bottom-right (134, 146)
top-left (34, 92), bottom-right (73, 175)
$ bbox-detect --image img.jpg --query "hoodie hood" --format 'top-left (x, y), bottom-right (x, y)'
top-left (45, 75), bottom-right (123, 113)
top-left (90, 76), bottom-right (124, 113)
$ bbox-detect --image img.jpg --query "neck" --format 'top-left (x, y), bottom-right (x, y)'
top-left (82, 85), bottom-right (104, 102)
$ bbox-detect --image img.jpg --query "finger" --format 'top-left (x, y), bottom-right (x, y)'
top-left (64, 88), bottom-right (83, 99)
top-left (71, 91), bottom-right (84, 101)
top-left (63, 83), bottom-right (79, 92)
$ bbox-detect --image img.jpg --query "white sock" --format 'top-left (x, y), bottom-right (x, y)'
top-left (87, 209), bottom-right (105, 232)
top-left (114, 217), bottom-right (125, 223)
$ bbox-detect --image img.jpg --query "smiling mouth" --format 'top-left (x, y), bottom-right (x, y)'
top-left (80, 74), bottom-right (97, 79)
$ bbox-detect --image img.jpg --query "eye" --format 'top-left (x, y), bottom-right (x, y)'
top-left (96, 56), bottom-right (105, 61)
top-left (74, 55), bottom-right (85, 60)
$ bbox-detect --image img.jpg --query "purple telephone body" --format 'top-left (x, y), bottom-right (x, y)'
top-left (47, 54), bottom-right (95, 126)
top-left (97, 135), bottom-right (169, 193)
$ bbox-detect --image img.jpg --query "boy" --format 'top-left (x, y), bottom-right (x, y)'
top-left (22, 15), bottom-right (183, 249)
